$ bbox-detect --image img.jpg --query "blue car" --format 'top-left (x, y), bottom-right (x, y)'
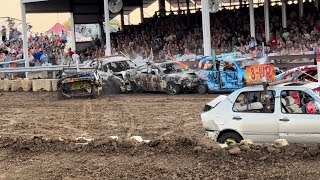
top-left (197, 56), bottom-right (246, 94)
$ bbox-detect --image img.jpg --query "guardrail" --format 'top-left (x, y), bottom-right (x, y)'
top-left (0, 64), bottom-right (86, 73)
top-left (0, 59), bottom-right (25, 65)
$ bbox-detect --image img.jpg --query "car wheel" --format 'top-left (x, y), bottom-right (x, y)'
top-left (57, 90), bottom-right (65, 100)
top-left (91, 85), bottom-right (98, 99)
top-left (218, 132), bottom-right (242, 145)
top-left (167, 83), bottom-right (181, 95)
top-left (198, 84), bottom-right (208, 94)
top-left (131, 82), bottom-right (141, 93)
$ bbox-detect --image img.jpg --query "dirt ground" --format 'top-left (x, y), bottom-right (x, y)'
top-left (0, 92), bottom-right (320, 180)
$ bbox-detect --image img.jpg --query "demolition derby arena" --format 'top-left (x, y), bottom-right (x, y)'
top-left (1, 92), bottom-right (320, 179)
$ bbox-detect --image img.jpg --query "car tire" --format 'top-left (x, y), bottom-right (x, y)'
top-left (218, 132), bottom-right (242, 145)
top-left (91, 85), bottom-right (98, 99)
top-left (131, 82), bottom-right (141, 93)
top-left (198, 84), bottom-right (208, 94)
top-left (167, 83), bottom-right (181, 95)
top-left (57, 90), bottom-right (65, 100)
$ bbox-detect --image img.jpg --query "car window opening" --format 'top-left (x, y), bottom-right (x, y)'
top-left (233, 91), bottom-right (275, 113)
top-left (281, 90), bottom-right (320, 114)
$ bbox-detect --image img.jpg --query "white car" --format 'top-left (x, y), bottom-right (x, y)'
top-left (201, 82), bottom-right (320, 144)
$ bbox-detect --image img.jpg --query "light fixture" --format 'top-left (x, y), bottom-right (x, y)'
top-left (254, 4), bottom-right (259, 7)
top-left (288, 0), bottom-right (292, 4)
top-left (278, 2), bottom-right (282, 5)
top-left (271, 2), bottom-right (276, 6)
top-left (293, 0), bottom-right (298, 4)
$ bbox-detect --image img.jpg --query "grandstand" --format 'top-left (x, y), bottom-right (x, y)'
top-left (11, 0), bottom-right (320, 69)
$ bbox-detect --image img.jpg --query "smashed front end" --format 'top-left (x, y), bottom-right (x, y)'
top-left (174, 72), bottom-right (201, 93)
top-left (57, 70), bottom-right (102, 99)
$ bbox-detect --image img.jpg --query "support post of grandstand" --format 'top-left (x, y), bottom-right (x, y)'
top-left (70, 12), bottom-right (76, 52)
top-left (140, 0), bottom-right (144, 23)
top-left (281, 0), bottom-right (287, 28)
top-left (20, 0), bottom-right (29, 78)
top-left (120, 9), bottom-right (124, 30)
top-left (159, 0), bottom-right (166, 10)
top-left (249, 0), bottom-right (255, 38)
top-left (299, 0), bottom-right (303, 17)
top-left (201, 0), bottom-right (212, 56)
top-left (264, 0), bottom-right (270, 42)
top-left (104, 0), bottom-right (112, 56)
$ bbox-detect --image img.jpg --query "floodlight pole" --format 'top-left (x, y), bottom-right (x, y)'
top-left (104, 0), bottom-right (112, 56)
top-left (201, 0), bottom-right (211, 56)
top-left (281, 0), bottom-right (287, 28)
top-left (299, 0), bottom-right (303, 18)
top-left (70, 12), bottom-right (76, 52)
top-left (249, 0), bottom-right (255, 38)
top-left (264, 0), bottom-right (270, 43)
top-left (20, 0), bottom-right (29, 78)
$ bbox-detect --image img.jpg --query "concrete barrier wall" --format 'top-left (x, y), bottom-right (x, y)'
top-left (0, 79), bottom-right (58, 92)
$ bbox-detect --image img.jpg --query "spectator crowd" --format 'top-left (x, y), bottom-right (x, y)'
top-left (1, 1), bottom-right (320, 66)
top-left (111, 1), bottom-right (320, 60)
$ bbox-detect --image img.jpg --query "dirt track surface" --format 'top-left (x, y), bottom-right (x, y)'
top-left (0, 92), bottom-right (320, 180)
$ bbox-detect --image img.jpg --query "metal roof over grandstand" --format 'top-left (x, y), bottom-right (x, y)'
top-left (23, 0), bottom-right (208, 20)
top-left (24, 0), bottom-right (155, 20)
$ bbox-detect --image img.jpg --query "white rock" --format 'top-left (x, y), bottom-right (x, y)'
top-left (130, 136), bottom-right (144, 142)
top-left (240, 139), bottom-right (254, 146)
top-left (274, 139), bottom-right (289, 147)
top-left (219, 144), bottom-right (229, 148)
top-left (109, 136), bottom-right (119, 140)
top-left (74, 137), bottom-right (93, 142)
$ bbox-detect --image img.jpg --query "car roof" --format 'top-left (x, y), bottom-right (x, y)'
top-left (99, 55), bottom-right (131, 64)
top-left (241, 82), bottom-right (320, 91)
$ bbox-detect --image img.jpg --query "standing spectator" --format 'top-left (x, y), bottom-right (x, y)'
top-left (67, 48), bottom-right (74, 57)
top-left (249, 37), bottom-right (257, 51)
top-left (1, 26), bottom-right (6, 42)
top-left (61, 30), bottom-right (67, 44)
top-left (40, 50), bottom-right (49, 64)
top-left (32, 49), bottom-right (42, 63)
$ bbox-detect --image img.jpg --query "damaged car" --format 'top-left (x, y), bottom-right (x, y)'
top-left (57, 68), bottom-right (102, 99)
top-left (84, 55), bottom-right (145, 93)
top-left (126, 61), bottom-right (201, 95)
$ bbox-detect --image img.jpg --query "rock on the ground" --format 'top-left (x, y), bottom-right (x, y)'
top-left (193, 146), bottom-right (202, 152)
top-left (197, 137), bottom-right (219, 150)
top-left (274, 139), bottom-right (289, 147)
top-left (130, 136), bottom-right (144, 142)
top-left (308, 145), bottom-right (320, 156)
top-left (240, 139), bottom-right (254, 146)
top-left (228, 147), bottom-right (241, 155)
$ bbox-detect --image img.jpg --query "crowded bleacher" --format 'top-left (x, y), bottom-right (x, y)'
top-left (1, 1), bottom-right (320, 66)
top-left (111, 2), bottom-right (320, 60)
